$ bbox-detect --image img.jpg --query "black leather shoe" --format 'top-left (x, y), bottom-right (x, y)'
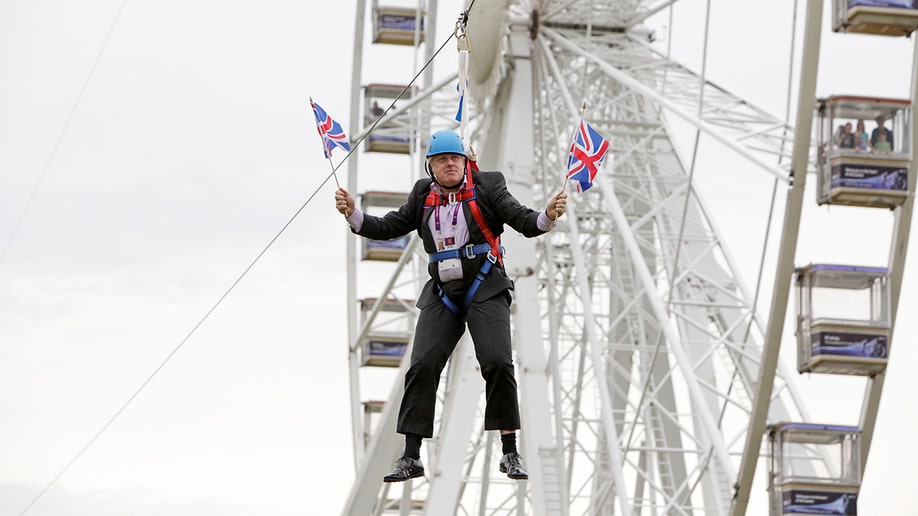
top-left (499, 452), bottom-right (529, 480)
top-left (383, 457), bottom-right (425, 483)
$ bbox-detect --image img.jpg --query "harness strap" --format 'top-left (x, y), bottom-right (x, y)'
top-left (436, 284), bottom-right (464, 318)
top-left (428, 242), bottom-right (492, 263)
top-left (463, 160), bottom-right (502, 266)
top-left (423, 188), bottom-right (475, 208)
top-left (436, 253), bottom-right (497, 321)
top-left (462, 253), bottom-right (496, 311)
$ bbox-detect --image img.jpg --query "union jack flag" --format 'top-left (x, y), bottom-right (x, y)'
top-left (311, 99), bottom-right (351, 158)
top-left (566, 120), bottom-right (609, 192)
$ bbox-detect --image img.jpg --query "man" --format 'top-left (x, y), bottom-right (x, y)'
top-left (334, 129), bottom-right (567, 483)
top-left (870, 115), bottom-right (894, 152)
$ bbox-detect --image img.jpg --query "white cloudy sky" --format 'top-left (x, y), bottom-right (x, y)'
top-left (1, 1), bottom-right (917, 515)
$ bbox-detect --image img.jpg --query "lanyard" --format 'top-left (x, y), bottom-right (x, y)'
top-left (434, 202), bottom-right (460, 234)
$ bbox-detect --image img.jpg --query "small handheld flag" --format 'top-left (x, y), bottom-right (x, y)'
top-left (310, 97), bottom-right (351, 191)
top-left (310, 99), bottom-right (351, 158)
top-left (565, 120), bottom-right (609, 193)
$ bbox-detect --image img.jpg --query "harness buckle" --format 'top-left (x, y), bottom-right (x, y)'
top-left (448, 192), bottom-right (458, 204)
top-left (463, 244), bottom-right (476, 259)
top-left (486, 251), bottom-right (499, 264)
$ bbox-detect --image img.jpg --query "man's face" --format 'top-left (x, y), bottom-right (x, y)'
top-left (429, 153), bottom-right (466, 189)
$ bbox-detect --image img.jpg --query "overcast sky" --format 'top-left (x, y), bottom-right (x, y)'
top-left (1, 1), bottom-right (917, 515)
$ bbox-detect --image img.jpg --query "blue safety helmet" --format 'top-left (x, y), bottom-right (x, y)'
top-left (425, 130), bottom-right (465, 157)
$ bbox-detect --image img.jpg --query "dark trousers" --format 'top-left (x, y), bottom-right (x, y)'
top-left (396, 291), bottom-right (521, 437)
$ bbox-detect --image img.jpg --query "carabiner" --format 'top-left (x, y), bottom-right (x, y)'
top-left (454, 10), bottom-right (471, 52)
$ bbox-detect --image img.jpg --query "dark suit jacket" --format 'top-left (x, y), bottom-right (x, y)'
top-left (355, 171), bottom-right (547, 308)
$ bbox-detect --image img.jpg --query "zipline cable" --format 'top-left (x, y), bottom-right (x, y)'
top-left (16, 6), bottom-right (474, 512)
top-left (19, 161), bottom-right (353, 515)
top-left (17, 167), bottom-right (338, 516)
top-left (1, 0), bottom-right (130, 267)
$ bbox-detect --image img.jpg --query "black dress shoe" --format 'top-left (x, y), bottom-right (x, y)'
top-left (499, 452), bottom-right (529, 480)
top-left (383, 457), bottom-right (425, 483)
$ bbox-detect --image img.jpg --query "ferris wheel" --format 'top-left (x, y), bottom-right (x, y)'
top-left (340, 1), bottom-right (918, 515)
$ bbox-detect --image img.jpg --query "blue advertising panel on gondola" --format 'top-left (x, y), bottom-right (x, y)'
top-left (367, 235), bottom-right (409, 250)
top-left (368, 339), bottom-right (407, 358)
top-left (783, 489), bottom-right (857, 515)
top-left (848, 0), bottom-right (915, 8)
top-left (830, 164), bottom-right (907, 191)
top-left (811, 331), bottom-right (888, 359)
top-left (378, 12), bottom-right (420, 31)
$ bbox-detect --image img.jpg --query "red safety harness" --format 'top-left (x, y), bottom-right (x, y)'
top-left (423, 159), bottom-right (503, 318)
top-left (423, 159), bottom-right (502, 264)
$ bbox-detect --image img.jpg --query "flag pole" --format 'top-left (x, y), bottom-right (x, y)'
top-left (561, 101), bottom-right (588, 194)
top-left (326, 156), bottom-right (341, 190)
top-left (309, 96), bottom-right (342, 190)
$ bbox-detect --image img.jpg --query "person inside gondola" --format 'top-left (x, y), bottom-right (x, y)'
top-left (871, 115), bottom-right (894, 151)
top-left (370, 100), bottom-right (384, 118)
top-left (874, 131), bottom-right (892, 153)
top-left (838, 122), bottom-right (855, 149)
top-left (854, 119), bottom-right (872, 152)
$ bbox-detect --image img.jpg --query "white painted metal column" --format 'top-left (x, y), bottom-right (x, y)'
top-left (346, 0), bottom-right (368, 470)
top-left (858, 34), bottom-right (918, 472)
top-left (482, 17), bottom-right (568, 516)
